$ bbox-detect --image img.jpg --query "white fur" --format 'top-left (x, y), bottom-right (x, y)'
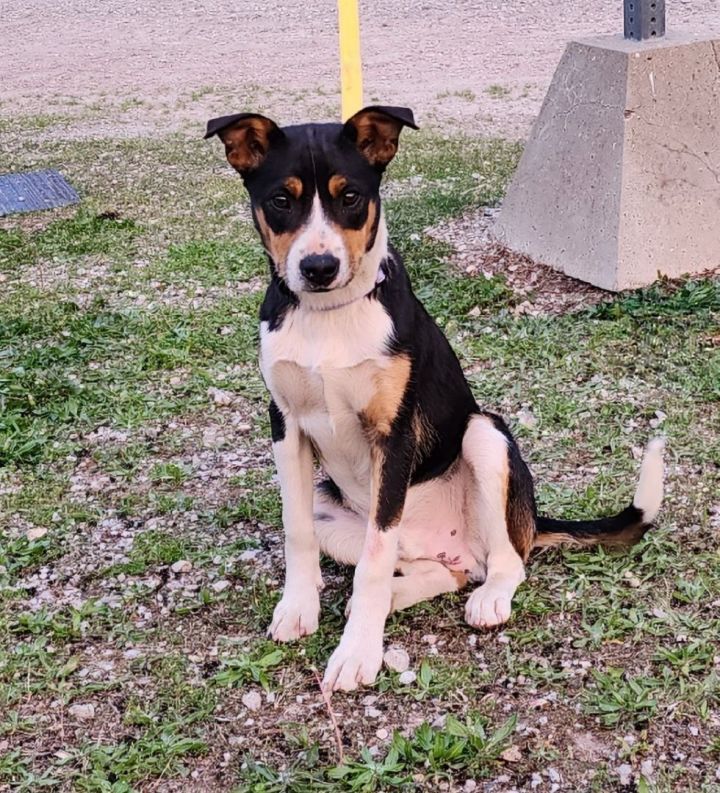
top-left (285, 195), bottom-right (348, 294)
top-left (461, 415), bottom-right (526, 629)
top-left (298, 217), bottom-right (389, 312)
top-left (632, 437), bottom-right (665, 521)
top-left (268, 417), bottom-right (323, 642)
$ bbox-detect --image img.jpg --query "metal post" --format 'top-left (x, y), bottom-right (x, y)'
top-left (624, 0), bottom-right (665, 40)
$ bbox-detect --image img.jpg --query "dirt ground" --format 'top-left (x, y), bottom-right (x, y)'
top-left (4, 0), bottom-right (720, 136)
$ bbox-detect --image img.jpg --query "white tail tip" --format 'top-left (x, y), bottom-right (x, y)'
top-left (633, 437), bottom-right (665, 521)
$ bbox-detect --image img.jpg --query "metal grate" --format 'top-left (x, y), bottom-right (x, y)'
top-left (0, 169), bottom-right (79, 216)
top-left (624, 0), bottom-right (666, 40)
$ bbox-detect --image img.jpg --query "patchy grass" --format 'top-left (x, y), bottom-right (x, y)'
top-left (1, 116), bottom-right (718, 793)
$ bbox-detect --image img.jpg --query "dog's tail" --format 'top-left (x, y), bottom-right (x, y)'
top-left (534, 438), bottom-right (665, 549)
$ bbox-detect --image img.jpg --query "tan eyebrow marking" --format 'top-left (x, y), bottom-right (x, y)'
top-left (328, 174), bottom-right (348, 199)
top-left (284, 177), bottom-right (303, 199)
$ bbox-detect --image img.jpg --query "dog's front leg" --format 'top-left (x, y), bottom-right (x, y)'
top-left (323, 427), bottom-right (414, 692)
top-left (268, 404), bottom-right (322, 642)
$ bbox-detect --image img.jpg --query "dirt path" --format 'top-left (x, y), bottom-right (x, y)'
top-left (3, 0), bottom-right (719, 136)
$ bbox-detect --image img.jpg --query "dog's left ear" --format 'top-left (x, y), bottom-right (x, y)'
top-left (343, 105), bottom-right (418, 169)
top-left (204, 112), bottom-right (283, 176)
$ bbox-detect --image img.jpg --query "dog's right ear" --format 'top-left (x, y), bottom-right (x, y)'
top-left (204, 113), bottom-right (283, 175)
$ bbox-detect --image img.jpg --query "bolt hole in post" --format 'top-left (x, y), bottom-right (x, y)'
top-left (624, 0), bottom-right (665, 40)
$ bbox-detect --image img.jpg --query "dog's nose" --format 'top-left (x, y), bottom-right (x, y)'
top-left (299, 254), bottom-right (340, 288)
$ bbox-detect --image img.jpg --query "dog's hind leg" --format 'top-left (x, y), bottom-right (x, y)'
top-left (312, 483), bottom-right (366, 565)
top-left (391, 560), bottom-right (467, 612)
top-left (461, 414), bottom-right (532, 629)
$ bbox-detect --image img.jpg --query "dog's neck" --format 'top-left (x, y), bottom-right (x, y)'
top-left (295, 214), bottom-right (390, 313)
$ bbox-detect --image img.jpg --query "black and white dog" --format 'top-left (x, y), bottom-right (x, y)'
top-left (205, 106), bottom-right (664, 692)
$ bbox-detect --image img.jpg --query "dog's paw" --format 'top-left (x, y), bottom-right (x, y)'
top-left (322, 635), bottom-right (383, 692)
top-left (268, 589), bottom-right (320, 642)
top-left (465, 582), bottom-right (513, 629)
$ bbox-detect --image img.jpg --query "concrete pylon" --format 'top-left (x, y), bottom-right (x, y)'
top-left (494, 33), bottom-right (720, 291)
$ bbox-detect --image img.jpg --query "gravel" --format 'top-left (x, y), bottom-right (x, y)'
top-left (4, 1), bottom-right (719, 137)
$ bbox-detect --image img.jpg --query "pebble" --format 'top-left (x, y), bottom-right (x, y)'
top-left (616, 764), bottom-right (633, 786)
top-left (398, 670), bottom-right (417, 685)
top-left (69, 703), bottom-right (95, 722)
top-left (171, 560), bottom-right (192, 574)
top-left (383, 646), bottom-right (410, 673)
top-left (208, 387), bottom-right (236, 406)
top-left (376, 728), bottom-right (389, 740)
top-left (501, 745), bottom-right (522, 763)
top-left (366, 707), bottom-right (382, 719)
top-left (212, 580), bottom-right (230, 593)
top-left (242, 691), bottom-right (262, 712)
top-left (464, 781), bottom-right (477, 792)
top-left (26, 527), bottom-right (48, 541)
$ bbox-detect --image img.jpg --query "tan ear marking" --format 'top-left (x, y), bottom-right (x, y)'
top-left (221, 117), bottom-right (276, 173)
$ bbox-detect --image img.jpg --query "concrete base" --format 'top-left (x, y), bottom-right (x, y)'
top-left (494, 33), bottom-right (720, 291)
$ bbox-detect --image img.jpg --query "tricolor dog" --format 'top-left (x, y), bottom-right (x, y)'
top-left (205, 106), bottom-right (664, 692)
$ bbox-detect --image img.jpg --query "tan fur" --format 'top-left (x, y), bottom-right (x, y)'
top-left (361, 353), bottom-right (411, 437)
top-left (333, 201), bottom-right (377, 274)
top-left (284, 176), bottom-right (303, 199)
top-left (255, 207), bottom-right (295, 275)
top-left (348, 111), bottom-right (403, 166)
top-left (328, 174), bottom-right (348, 198)
top-left (533, 524), bottom-right (647, 550)
top-left (220, 117), bottom-right (276, 173)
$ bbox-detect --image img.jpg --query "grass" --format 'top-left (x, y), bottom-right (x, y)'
top-left (0, 110), bottom-right (718, 792)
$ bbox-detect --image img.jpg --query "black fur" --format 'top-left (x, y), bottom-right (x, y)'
top-left (208, 107), bottom-right (653, 551)
top-left (268, 399), bottom-right (286, 443)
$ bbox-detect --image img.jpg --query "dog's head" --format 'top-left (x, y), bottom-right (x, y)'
top-left (205, 106), bottom-right (417, 297)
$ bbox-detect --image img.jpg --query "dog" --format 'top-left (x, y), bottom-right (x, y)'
top-left (205, 105), bottom-right (664, 693)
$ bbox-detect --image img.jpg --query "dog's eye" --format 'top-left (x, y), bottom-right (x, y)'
top-left (342, 190), bottom-right (361, 208)
top-left (270, 194), bottom-right (291, 211)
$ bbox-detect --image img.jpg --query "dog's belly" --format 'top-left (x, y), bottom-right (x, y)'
top-left (399, 466), bottom-right (479, 575)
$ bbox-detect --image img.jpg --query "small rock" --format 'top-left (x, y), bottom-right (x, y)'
top-left (123, 649), bottom-right (141, 660)
top-left (640, 759), bottom-right (654, 778)
top-left (616, 764), bottom-right (633, 786)
top-left (464, 781), bottom-right (477, 792)
top-left (383, 646), bottom-right (410, 673)
top-left (366, 707), bottom-right (382, 719)
top-left (202, 426), bottom-right (227, 448)
top-left (516, 407), bottom-right (537, 429)
top-left (398, 670), bottom-right (417, 685)
top-left (171, 560), bottom-right (192, 574)
top-left (26, 527), bottom-right (48, 541)
top-left (422, 634), bottom-right (438, 645)
top-left (212, 580), bottom-right (230, 593)
top-left (242, 691), bottom-right (262, 712)
top-left (376, 728), bottom-right (389, 740)
top-left (208, 387), bottom-right (236, 406)
top-left (501, 745), bottom-right (522, 763)
top-left (547, 768), bottom-right (561, 783)
top-left (69, 703), bottom-right (95, 722)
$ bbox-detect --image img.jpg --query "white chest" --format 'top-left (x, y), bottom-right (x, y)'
top-left (260, 300), bottom-right (395, 509)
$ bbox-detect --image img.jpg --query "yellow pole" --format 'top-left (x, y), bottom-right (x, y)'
top-left (337, 0), bottom-right (363, 120)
